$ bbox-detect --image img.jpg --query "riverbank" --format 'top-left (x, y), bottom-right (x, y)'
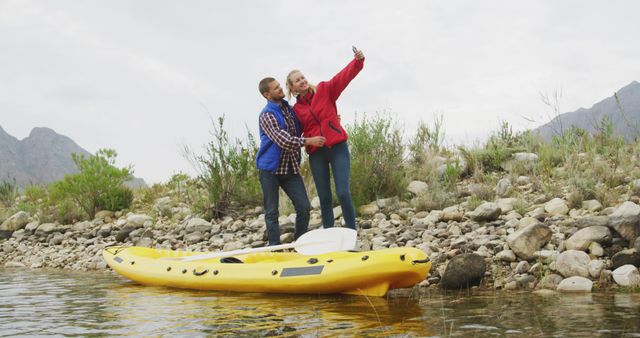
top-left (2, 173), bottom-right (640, 292)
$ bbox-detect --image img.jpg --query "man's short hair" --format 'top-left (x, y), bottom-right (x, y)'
top-left (259, 77), bottom-right (276, 97)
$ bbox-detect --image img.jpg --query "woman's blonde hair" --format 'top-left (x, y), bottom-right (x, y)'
top-left (286, 69), bottom-right (316, 100)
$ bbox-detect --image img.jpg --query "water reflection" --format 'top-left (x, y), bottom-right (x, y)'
top-left (1, 268), bottom-right (639, 337)
top-left (102, 284), bottom-right (432, 336)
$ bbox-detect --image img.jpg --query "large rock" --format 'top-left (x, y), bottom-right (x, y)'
top-left (94, 210), bottom-right (114, 220)
top-left (612, 265), bottom-right (640, 287)
top-left (575, 216), bottom-right (609, 228)
top-left (0, 211), bottom-right (30, 238)
top-left (496, 198), bottom-right (518, 213)
top-left (311, 196), bottom-right (321, 209)
top-left (358, 204), bottom-right (379, 216)
top-left (581, 200), bottom-right (603, 212)
top-left (376, 197), bottom-right (399, 210)
top-left (611, 249), bottom-right (640, 269)
top-left (608, 201), bottom-right (640, 242)
top-left (495, 178), bottom-right (512, 197)
top-left (555, 250), bottom-right (590, 278)
top-left (536, 274), bottom-right (563, 290)
top-left (588, 260), bottom-right (606, 279)
top-left (470, 202), bottom-right (501, 222)
top-left (557, 276), bottom-right (593, 292)
top-left (565, 226), bottom-right (612, 251)
top-left (126, 214), bottom-right (153, 227)
top-left (507, 223), bottom-right (552, 259)
top-left (442, 206), bottom-right (463, 222)
top-left (154, 197), bottom-right (173, 217)
top-left (115, 226), bottom-right (137, 242)
top-left (35, 223), bottom-right (59, 236)
top-left (71, 221), bottom-right (93, 232)
top-left (185, 218), bottom-right (211, 233)
top-left (545, 198), bottom-right (569, 216)
top-left (407, 181), bottom-right (429, 196)
top-left (440, 253), bottom-right (486, 289)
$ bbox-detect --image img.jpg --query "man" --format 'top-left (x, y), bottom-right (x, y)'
top-left (256, 77), bottom-right (326, 245)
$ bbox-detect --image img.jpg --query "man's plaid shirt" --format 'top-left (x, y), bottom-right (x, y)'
top-left (258, 102), bottom-right (305, 175)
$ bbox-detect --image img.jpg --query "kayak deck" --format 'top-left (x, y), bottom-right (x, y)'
top-left (103, 246), bottom-right (431, 297)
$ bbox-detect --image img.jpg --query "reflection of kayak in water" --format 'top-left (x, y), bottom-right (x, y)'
top-left (103, 246), bottom-right (431, 297)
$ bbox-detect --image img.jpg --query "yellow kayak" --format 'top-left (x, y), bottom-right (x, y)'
top-left (103, 246), bottom-right (431, 297)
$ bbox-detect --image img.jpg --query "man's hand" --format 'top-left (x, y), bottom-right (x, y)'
top-left (304, 136), bottom-right (326, 147)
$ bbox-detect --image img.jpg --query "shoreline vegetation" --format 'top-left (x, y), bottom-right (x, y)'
top-left (2, 114), bottom-right (640, 292)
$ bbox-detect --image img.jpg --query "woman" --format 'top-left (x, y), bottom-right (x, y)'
top-left (286, 48), bottom-right (365, 230)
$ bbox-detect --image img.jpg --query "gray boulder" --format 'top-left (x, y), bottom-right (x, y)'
top-left (545, 198), bottom-right (569, 216)
top-left (495, 178), bottom-right (512, 197)
top-left (470, 202), bottom-right (501, 222)
top-left (608, 201), bottom-right (640, 242)
top-left (565, 226), bottom-right (612, 251)
top-left (557, 276), bottom-right (593, 292)
top-left (612, 265), bottom-right (640, 287)
top-left (407, 180), bottom-right (429, 196)
top-left (440, 253), bottom-right (486, 289)
top-left (127, 214), bottom-right (153, 227)
top-left (575, 216), bottom-right (609, 228)
top-left (536, 273), bottom-right (563, 290)
top-left (185, 218), bottom-right (211, 233)
top-left (611, 249), bottom-right (640, 269)
top-left (555, 250), bottom-right (590, 278)
top-left (507, 223), bottom-right (552, 259)
top-left (0, 211), bottom-right (30, 238)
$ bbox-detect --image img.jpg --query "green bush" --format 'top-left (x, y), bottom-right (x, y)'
top-left (407, 116), bottom-right (445, 166)
top-left (185, 116), bottom-right (261, 219)
top-left (49, 149), bottom-right (133, 220)
top-left (0, 179), bottom-right (18, 208)
top-left (347, 113), bottom-right (406, 208)
top-left (97, 186), bottom-right (134, 212)
top-left (14, 185), bottom-right (55, 222)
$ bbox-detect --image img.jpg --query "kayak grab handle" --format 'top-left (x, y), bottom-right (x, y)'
top-left (412, 258), bottom-right (430, 265)
top-left (192, 269), bottom-right (209, 276)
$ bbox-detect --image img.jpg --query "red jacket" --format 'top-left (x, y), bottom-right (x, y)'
top-left (293, 57), bottom-right (364, 154)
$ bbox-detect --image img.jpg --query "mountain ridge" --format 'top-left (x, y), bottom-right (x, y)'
top-left (0, 126), bottom-right (145, 189)
top-left (534, 81), bottom-right (640, 140)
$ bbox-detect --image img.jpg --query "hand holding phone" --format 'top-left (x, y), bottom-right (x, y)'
top-left (352, 45), bottom-right (364, 60)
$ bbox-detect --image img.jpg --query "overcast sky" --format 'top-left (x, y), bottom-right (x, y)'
top-left (1, 0), bottom-right (639, 183)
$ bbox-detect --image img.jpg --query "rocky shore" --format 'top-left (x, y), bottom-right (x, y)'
top-left (2, 174), bottom-right (640, 293)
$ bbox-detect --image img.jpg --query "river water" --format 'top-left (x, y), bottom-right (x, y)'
top-left (1, 268), bottom-right (639, 337)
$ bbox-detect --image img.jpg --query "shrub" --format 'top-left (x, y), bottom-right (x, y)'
top-left (97, 186), bottom-right (134, 212)
top-left (0, 179), bottom-right (18, 208)
top-left (185, 116), bottom-right (261, 219)
top-left (347, 113), bottom-right (406, 208)
top-left (407, 116), bottom-right (445, 166)
top-left (16, 185), bottom-right (49, 216)
top-left (49, 149), bottom-right (133, 220)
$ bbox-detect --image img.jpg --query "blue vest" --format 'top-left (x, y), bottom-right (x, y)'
top-left (256, 100), bottom-right (302, 172)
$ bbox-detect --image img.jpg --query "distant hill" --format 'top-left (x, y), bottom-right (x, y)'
top-left (0, 126), bottom-right (146, 189)
top-left (534, 81), bottom-right (640, 140)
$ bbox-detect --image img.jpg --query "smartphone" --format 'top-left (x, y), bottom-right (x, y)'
top-left (352, 45), bottom-right (358, 53)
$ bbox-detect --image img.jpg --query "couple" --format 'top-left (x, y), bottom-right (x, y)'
top-left (256, 48), bottom-right (365, 246)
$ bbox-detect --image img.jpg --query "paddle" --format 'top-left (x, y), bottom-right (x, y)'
top-left (178, 227), bottom-right (357, 262)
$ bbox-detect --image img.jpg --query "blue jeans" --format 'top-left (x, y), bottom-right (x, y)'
top-left (259, 170), bottom-right (311, 245)
top-left (309, 141), bottom-right (356, 229)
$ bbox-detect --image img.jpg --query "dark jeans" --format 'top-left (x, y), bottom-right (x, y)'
top-left (259, 170), bottom-right (311, 245)
top-left (309, 141), bottom-right (356, 229)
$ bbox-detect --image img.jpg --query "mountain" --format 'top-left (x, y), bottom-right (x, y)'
top-left (534, 81), bottom-right (640, 140)
top-left (0, 126), bottom-right (146, 188)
